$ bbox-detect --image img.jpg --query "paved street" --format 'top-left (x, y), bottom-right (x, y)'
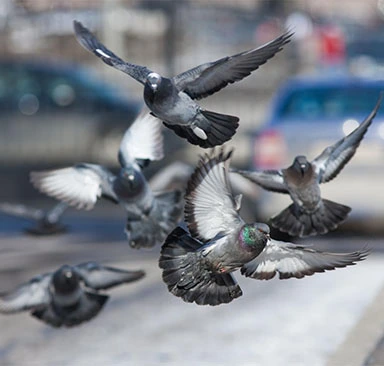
top-left (0, 215), bottom-right (383, 366)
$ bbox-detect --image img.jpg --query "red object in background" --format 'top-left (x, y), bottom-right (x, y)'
top-left (253, 129), bottom-right (286, 169)
top-left (319, 26), bottom-right (346, 65)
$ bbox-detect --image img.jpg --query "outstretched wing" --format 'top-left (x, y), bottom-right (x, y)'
top-left (118, 109), bottom-right (164, 168)
top-left (73, 20), bottom-right (153, 85)
top-left (0, 203), bottom-right (44, 221)
top-left (185, 149), bottom-right (244, 243)
top-left (241, 239), bottom-right (368, 280)
top-left (173, 31), bottom-right (293, 100)
top-left (233, 169), bottom-right (288, 193)
top-left (30, 164), bottom-right (118, 210)
top-left (0, 274), bottom-right (51, 313)
top-left (75, 262), bottom-right (145, 290)
top-left (313, 93), bottom-right (382, 183)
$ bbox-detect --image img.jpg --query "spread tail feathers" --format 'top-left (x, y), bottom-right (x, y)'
top-left (32, 292), bottom-right (108, 328)
top-left (126, 190), bottom-right (184, 249)
top-left (270, 199), bottom-right (351, 237)
top-left (159, 227), bottom-right (242, 306)
top-left (163, 110), bottom-right (239, 148)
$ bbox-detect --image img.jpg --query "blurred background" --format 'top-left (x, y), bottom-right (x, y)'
top-left (1, 0), bottom-right (384, 226)
top-left (1, 1), bottom-right (384, 365)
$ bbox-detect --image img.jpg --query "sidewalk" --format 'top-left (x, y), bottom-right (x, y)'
top-left (327, 283), bottom-right (384, 366)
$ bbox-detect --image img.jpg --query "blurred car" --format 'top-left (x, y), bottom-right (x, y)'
top-left (0, 59), bottom-right (140, 166)
top-left (249, 74), bottom-right (384, 227)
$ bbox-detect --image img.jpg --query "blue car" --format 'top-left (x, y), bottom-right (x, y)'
top-left (0, 59), bottom-right (140, 166)
top-left (250, 74), bottom-right (384, 225)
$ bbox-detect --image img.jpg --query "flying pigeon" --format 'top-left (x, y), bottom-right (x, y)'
top-left (73, 20), bottom-right (293, 148)
top-left (0, 262), bottom-right (145, 327)
top-left (159, 149), bottom-right (368, 306)
top-left (30, 110), bottom-right (183, 249)
top-left (0, 201), bottom-right (68, 235)
top-left (235, 93), bottom-right (382, 237)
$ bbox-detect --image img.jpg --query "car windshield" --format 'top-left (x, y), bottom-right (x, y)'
top-left (278, 86), bottom-right (383, 120)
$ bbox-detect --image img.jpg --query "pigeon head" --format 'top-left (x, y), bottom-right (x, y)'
top-left (292, 156), bottom-right (310, 176)
top-left (239, 223), bottom-right (270, 251)
top-left (146, 72), bottom-right (162, 92)
top-left (118, 167), bottom-right (146, 195)
top-left (52, 265), bottom-right (80, 294)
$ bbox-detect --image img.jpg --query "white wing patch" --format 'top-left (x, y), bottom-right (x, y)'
top-left (30, 167), bottom-right (104, 210)
top-left (119, 109), bottom-right (164, 164)
top-left (95, 48), bottom-right (111, 58)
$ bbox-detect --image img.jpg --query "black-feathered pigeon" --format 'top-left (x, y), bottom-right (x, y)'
top-left (30, 110), bottom-right (183, 249)
top-left (0, 262), bottom-right (144, 327)
top-left (73, 20), bottom-right (293, 148)
top-left (0, 201), bottom-right (68, 235)
top-left (235, 93), bottom-right (382, 237)
top-left (159, 149), bottom-right (368, 306)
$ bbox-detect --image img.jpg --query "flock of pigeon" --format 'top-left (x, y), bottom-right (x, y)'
top-left (0, 20), bottom-right (380, 326)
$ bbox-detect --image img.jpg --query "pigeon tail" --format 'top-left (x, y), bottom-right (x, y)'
top-left (270, 199), bottom-right (351, 237)
top-left (32, 292), bottom-right (108, 328)
top-left (159, 227), bottom-right (242, 306)
top-left (126, 190), bottom-right (184, 249)
top-left (163, 110), bottom-right (239, 148)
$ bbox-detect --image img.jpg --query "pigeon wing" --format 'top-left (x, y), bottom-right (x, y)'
top-left (173, 31), bottom-right (293, 100)
top-left (30, 164), bottom-right (118, 210)
top-left (313, 93), bottom-right (382, 184)
top-left (75, 262), bottom-right (145, 290)
top-left (45, 202), bottom-right (69, 223)
top-left (73, 20), bottom-right (152, 85)
top-left (118, 109), bottom-right (164, 167)
top-left (0, 274), bottom-right (51, 313)
top-left (233, 169), bottom-right (288, 193)
top-left (0, 203), bottom-right (44, 221)
top-left (241, 239), bottom-right (368, 280)
top-left (185, 149), bottom-right (244, 243)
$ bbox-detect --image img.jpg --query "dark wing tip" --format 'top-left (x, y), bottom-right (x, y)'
top-left (73, 20), bottom-right (88, 38)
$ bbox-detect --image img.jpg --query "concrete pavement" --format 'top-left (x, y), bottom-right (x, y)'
top-left (0, 228), bottom-right (383, 365)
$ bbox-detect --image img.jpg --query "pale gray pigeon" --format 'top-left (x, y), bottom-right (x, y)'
top-left (74, 20), bottom-right (293, 148)
top-left (0, 262), bottom-right (145, 327)
top-left (0, 201), bottom-right (68, 235)
top-left (30, 110), bottom-right (183, 249)
top-left (235, 93), bottom-right (382, 237)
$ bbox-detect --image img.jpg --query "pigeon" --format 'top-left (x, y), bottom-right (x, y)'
top-left (30, 110), bottom-right (183, 249)
top-left (73, 20), bottom-right (293, 148)
top-left (0, 262), bottom-right (145, 327)
top-left (159, 149), bottom-right (368, 306)
top-left (0, 201), bottom-right (68, 236)
top-left (235, 93), bottom-right (383, 237)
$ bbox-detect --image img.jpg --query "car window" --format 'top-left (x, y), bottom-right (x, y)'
top-left (278, 86), bottom-right (383, 120)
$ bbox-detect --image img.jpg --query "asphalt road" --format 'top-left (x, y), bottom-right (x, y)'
top-left (0, 215), bottom-right (383, 366)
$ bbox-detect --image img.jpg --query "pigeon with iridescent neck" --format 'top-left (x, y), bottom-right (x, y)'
top-left (74, 20), bottom-right (293, 148)
top-left (30, 110), bottom-right (183, 249)
top-left (0, 262), bottom-right (145, 327)
top-left (235, 93), bottom-right (382, 237)
top-left (159, 149), bottom-right (368, 306)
